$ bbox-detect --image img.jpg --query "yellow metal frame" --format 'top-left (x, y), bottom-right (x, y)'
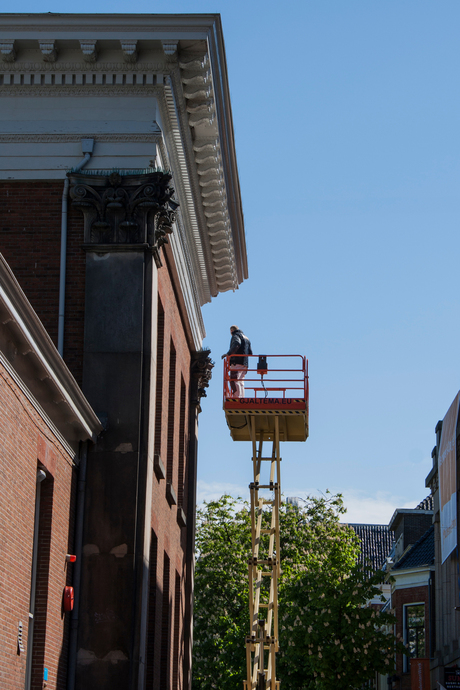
top-left (244, 416), bottom-right (281, 690)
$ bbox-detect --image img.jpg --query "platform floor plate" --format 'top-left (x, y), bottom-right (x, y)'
top-left (224, 403), bottom-right (309, 442)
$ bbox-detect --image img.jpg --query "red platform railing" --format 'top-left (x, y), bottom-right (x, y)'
top-left (223, 354), bottom-right (308, 405)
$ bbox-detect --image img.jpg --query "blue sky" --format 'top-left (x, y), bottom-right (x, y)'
top-left (9, 0), bottom-right (460, 521)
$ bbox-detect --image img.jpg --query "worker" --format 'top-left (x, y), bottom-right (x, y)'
top-left (222, 325), bottom-right (252, 397)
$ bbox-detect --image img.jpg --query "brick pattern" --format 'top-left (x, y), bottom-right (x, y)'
top-left (0, 361), bottom-right (76, 690)
top-left (395, 514), bottom-right (433, 551)
top-left (0, 181), bottom-right (86, 385)
top-left (0, 179), bottom-right (194, 689)
top-left (147, 264), bottom-right (192, 689)
top-left (392, 585), bottom-right (430, 690)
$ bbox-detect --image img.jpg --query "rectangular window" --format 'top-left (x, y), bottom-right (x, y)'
top-left (404, 603), bottom-right (425, 670)
top-left (146, 530), bottom-right (158, 689)
top-left (166, 341), bottom-right (176, 484)
top-left (160, 553), bottom-right (171, 689)
top-left (154, 299), bottom-right (165, 457)
top-left (172, 571), bottom-right (181, 690)
top-left (178, 377), bottom-right (187, 507)
top-left (26, 467), bottom-right (54, 690)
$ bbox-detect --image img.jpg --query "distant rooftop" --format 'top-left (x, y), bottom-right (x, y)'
top-left (393, 524), bottom-right (434, 570)
top-left (389, 494), bottom-right (434, 531)
top-left (415, 495), bottom-right (433, 511)
top-left (349, 523), bottom-right (394, 573)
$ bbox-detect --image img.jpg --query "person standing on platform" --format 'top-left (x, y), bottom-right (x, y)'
top-left (222, 325), bottom-right (252, 397)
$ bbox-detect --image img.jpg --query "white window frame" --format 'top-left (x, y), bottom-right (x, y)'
top-left (403, 601), bottom-right (426, 673)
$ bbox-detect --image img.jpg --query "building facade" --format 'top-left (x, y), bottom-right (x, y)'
top-left (425, 397), bottom-right (460, 690)
top-left (385, 501), bottom-right (434, 690)
top-left (0, 254), bottom-right (102, 690)
top-left (0, 13), bottom-right (247, 690)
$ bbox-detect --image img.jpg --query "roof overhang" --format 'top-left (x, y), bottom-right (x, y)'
top-left (0, 253), bottom-right (102, 454)
top-left (0, 13), bottom-right (248, 304)
top-left (388, 509), bottom-right (433, 532)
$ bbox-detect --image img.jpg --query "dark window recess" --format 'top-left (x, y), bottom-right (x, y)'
top-left (160, 553), bottom-right (171, 689)
top-left (177, 506), bottom-right (186, 528)
top-left (154, 453), bottom-right (166, 481)
top-left (166, 483), bottom-right (177, 507)
top-left (166, 341), bottom-right (176, 484)
top-left (178, 378), bottom-right (187, 507)
top-left (172, 571), bottom-right (181, 690)
top-left (154, 299), bottom-right (165, 457)
top-left (27, 468), bottom-right (54, 690)
top-left (145, 530), bottom-right (158, 689)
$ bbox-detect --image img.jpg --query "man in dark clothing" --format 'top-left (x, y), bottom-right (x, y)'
top-left (222, 325), bottom-right (252, 397)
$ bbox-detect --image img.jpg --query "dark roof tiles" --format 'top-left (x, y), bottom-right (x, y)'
top-left (415, 495), bottom-right (434, 511)
top-left (348, 523), bottom-right (394, 572)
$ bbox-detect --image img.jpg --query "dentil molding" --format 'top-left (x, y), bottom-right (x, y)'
top-left (0, 133), bottom-right (162, 143)
top-left (0, 86), bottom-right (164, 97)
top-left (0, 61), bottom-right (167, 72)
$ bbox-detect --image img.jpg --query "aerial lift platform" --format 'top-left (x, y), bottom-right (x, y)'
top-left (223, 355), bottom-right (309, 690)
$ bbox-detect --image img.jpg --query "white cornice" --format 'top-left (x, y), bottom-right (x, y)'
top-left (0, 133), bottom-right (162, 143)
top-left (0, 13), bottom-right (218, 33)
top-left (391, 566), bottom-right (434, 591)
top-left (0, 13), bottom-right (248, 298)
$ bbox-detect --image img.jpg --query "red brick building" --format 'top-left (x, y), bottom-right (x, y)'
top-left (0, 255), bottom-right (101, 690)
top-left (0, 13), bottom-right (247, 690)
top-left (385, 499), bottom-right (434, 690)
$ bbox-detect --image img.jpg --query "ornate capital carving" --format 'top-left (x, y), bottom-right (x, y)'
top-left (79, 40), bottom-right (98, 63)
top-left (120, 40), bottom-right (138, 63)
top-left (69, 170), bottom-right (178, 262)
top-left (190, 350), bottom-right (214, 407)
top-left (162, 40), bottom-right (179, 56)
top-left (0, 40), bottom-right (16, 62)
top-left (39, 40), bottom-right (57, 62)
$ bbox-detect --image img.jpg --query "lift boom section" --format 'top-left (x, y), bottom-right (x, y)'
top-left (223, 355), bottom-right (309, 689)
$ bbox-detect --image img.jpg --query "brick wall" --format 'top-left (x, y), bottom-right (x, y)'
top-left (146, 264), bottom-right (191, 689)
top-left (402, 515), bottom-right (433, 551)
top-left (392, 584), bottom-right (430, 690)
top-left (0, 181), bottom-right (86, 385)
top-left (0, 361), bottom-right (77, 690)
top-left (1, 178), bottom-right (196, 689)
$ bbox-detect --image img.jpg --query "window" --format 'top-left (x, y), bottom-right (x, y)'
top-left (404, 603), bottom-right (425, 670)
top-left (166, 341), bottom-right (176, 484)
top-left (154, 299), bottom-right (165, 457)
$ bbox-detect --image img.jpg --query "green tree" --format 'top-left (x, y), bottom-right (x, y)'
top-left (193, 495), bottom-right (250, 690)
top-left (193, 493), bottom-right (405, 690)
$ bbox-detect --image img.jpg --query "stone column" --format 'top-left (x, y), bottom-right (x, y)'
top-left (69, 170), bottom-right (177, 690)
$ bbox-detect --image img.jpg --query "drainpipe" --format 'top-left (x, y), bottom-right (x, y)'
top-left (67, 442), bottom-right (88, 690)
top-left (25, 469), bottom-right (47, 690)
top-left (58, 139), bottom-right (94, 357)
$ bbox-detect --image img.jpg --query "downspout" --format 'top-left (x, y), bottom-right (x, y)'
top-left (25, 469), bottom-right (47, 690)
top-left (67, 441), bottom-right (88, 690)
top-left (58, 139), bottom-right (94, 357)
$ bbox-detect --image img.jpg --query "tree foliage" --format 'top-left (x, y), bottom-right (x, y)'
top-left (193, 493), bottom-right (406, 690)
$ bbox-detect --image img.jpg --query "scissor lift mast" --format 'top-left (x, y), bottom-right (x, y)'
top-left (223, 355), bottom-right (309, 690)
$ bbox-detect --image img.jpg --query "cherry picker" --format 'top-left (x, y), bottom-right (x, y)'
top-left (223, 354), bottom-right (309, 690)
